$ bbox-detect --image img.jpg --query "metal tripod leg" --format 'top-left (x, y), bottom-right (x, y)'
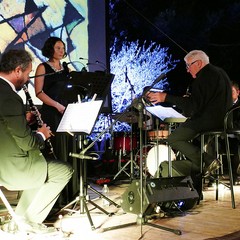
top-left (101, 215), bottom-right (182, 235)
top-left (59, 134), bottom-right (121, 230)
top-left (113, 158), bottom-right (138, 180)
top-left (113, 127), bottom-right (137, 180)
top-left (88, 185), bottom-right (120, 208)
top-left (58, 172), bottom-right (114, 230)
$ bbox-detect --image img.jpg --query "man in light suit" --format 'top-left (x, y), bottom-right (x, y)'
top-left (0, 49), bottom-right (73, 230)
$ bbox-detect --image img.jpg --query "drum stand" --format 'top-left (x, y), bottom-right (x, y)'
top-left (102, 73), bottom-right (182, 236)
top-left (113, 126), bottom-right (138, 180)
top-left (113, 69), bottom-right (140, 181)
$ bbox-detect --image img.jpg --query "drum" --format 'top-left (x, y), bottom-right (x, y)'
top-left (147, 130), bottom-right (169, 141)
top-left (113, 132), bottom-right (138, 152)
top-left (146, 144), bottom-right (176, 177)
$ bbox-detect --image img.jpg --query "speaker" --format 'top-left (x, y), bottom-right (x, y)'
top-left (121, 176), bottom-right (199, 215)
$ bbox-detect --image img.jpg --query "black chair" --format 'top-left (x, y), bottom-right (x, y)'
top-left (200, 130), bottom-right (223, 199)
top-left (200, 105), bottom-right (240, 209)
top-left (223, 105), bottom-right (240, 208)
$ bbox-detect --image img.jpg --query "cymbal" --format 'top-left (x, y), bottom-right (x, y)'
top-left (112, 112), bottom-right (150, 123)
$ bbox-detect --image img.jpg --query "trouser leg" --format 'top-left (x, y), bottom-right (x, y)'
top-left (15, 160), bottom-right (73, 223)
top-left (168, 127), bottom-right (201, 171)
top-left (167, 127), bottom-right (205, 197)
top-left (167, 127), bottom-right (215, 172)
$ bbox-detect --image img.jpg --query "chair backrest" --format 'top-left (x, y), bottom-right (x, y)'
top-left (224, 104), bottom-right (240, 132)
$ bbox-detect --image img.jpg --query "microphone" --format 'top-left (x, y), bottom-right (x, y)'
top-left (78, 58), bottom-right (88, 71)
top-left (63, 60), bottom-right (87, 72)
top-left (141, 73), bottom-right (166, 98)
top-left (79, 57), bottom-right (88, 61)
top-left (151, 73), bottom-right (166, 87)
top-left (80, 57), bottom-right (108, 72)
top-left (95, 60), bottom-right (107, 71)
top-left (69, 152), bottom-right (99, 160)
top-left (62, 61), bottom-right (69, 75)
top-left (86, 62), bottom-right (106, 72)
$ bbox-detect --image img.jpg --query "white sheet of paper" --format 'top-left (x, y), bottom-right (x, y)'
top-left (146, 105), bottom-right (186, 121)
top-left (57, 100), bottom-right (103, 134)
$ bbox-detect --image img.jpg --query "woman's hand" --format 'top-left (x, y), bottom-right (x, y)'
top-left (55, 102), bottom-right (65, 114)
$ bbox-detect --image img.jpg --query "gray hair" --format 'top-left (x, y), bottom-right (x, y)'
top-left (184, 50), bottom-right (209, 64)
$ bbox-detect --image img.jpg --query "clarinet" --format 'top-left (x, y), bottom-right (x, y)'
top-left (22, 84), bottom-right (57, 159)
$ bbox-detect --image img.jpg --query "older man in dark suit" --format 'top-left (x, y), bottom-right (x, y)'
top-left (0, 49), bottom-right (73, 232)
top-left (146, 50), bottom-right (232, 194)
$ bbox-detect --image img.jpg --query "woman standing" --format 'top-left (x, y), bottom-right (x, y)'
top-left (35, 36), bottom-right (76, 206)
top-left (35, 36), bottom-right (69, 160)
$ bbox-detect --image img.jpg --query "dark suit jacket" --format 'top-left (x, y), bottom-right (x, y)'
top-left (166, 64), bottom-right (232, 132)
top-left (0, 79), bottom-right (47, 190)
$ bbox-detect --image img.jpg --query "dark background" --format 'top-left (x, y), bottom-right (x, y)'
top-left (108, 0), bottom-right (240, 95)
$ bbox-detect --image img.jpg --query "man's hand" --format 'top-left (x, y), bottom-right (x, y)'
top-left (26, 111), bottom-right (36, 125)
top-left (146, 92), bottom-right (167, 104)
top-left (37, 123), bottom-right (52, 139)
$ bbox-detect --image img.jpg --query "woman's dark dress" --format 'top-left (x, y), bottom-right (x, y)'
top-left (40, 62), bottom-right (77, 204)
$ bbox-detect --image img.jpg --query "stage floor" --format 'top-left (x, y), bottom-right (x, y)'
top-left (1, 177), bottom-right (240, 240)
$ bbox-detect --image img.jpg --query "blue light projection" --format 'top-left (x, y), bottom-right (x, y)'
top-left (110, 40), bottom-right (178, 114)
top-left (90, 40), bottom-right (179, 142)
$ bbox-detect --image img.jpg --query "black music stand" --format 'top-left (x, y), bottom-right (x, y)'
top-left (56, 73), bottom-right (118, 230)
top-left (56, 100), bottom-right (108, 230)
top-left (64, 71), bottom-right (115, 113)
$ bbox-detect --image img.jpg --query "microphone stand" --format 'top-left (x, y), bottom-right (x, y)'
top-left (29, 70), bottom-right (65, 79)
top-left (25, 70), bottom-right (67, 88)
top-left (113, 68), bottom-right (137, 180)
top-left (101, 73), bottom-right (182, 236)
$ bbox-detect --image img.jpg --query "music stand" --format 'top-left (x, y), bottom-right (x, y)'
top-left (65, 71), bottom-right (115, 113)
top-left (56, 77), bottom-right (118, 230)
top-left (56, 100), bottom-right (107, 229)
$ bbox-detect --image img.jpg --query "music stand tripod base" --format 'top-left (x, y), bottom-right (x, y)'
top-left (101, 215), bottom-right (182, 235)
top-left (58, 184), bottom-right (120, 230)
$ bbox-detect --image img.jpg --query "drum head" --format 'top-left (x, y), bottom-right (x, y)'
top-left (146, 144), bottom-right (175, 177)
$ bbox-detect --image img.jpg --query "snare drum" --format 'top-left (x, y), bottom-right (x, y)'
top-left (147, 130), bottom-right (169, 141)
top-left (113, 132), bottom-right (138, 152)
top-left (146, 144), bottom-right (175, 177)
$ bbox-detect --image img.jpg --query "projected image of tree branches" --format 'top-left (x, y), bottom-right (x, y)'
top-left (91, 40), bottom-right (179, 137)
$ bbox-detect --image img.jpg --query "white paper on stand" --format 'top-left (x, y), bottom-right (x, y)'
top-left (57, 100), bottom-right (103, 134)
top-left (146, 105), bottom-right (186, 121)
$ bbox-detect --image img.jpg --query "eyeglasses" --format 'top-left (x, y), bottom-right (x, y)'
top-left (186, 60), bottom-right (199, 69)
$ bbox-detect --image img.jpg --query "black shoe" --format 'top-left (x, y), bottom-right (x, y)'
top-left (203, 159), bottom-right (222, 178)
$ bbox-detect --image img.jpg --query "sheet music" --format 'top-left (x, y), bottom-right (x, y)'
top-left (146, 105), bottom-right (186, 121)
top-left (57, 100), bottom-right (103, 134)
